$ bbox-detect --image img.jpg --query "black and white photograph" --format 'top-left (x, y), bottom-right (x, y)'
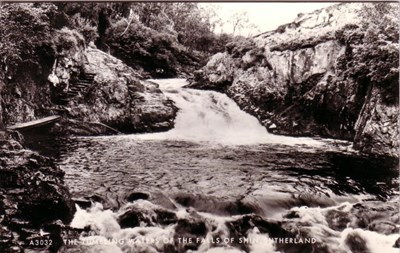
top-left (0, 1), bottom-right (399, 252)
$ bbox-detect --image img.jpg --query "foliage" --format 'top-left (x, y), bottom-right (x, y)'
top-left (127, 3), bottom-right (221, 53)
top-left (53, 27), bottom-right (85, 56)
top-left (226, 37), bottom-right (256, 58)
top-left (0, 2), bottom-right (237, 79)
top-left (0, 3), bottom-right (56, 78)
top-left (339, 3), bottom-right (399, 104)
top-left (69, 14), bottom-right (99, 43)
top-left (210, 33), bottom-right (234, 54)
top-left (358, 3), bottom-right (399, 30)
top-left (228, 11), bottom-right (250, 36)
top-left (105, 18), bottom-right (190, 77)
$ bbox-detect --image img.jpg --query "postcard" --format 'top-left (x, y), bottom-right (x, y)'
top-left (0, 1), bottom-right (398, 253)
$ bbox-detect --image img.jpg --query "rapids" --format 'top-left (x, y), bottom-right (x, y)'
top-left (29, 79), bottom-right (399, 253)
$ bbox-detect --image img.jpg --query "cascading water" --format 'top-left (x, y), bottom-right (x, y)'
top-left (46, 79), bottom-right (398, 253)
top-left (138, 79), bottom-right (325, 147)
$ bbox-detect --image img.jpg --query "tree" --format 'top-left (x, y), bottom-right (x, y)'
top-left (198, 4), bottom-right (223, 34)
top-left (0, 3), bottom-right (56, 79)
top-left (340, 3), bottom-right (399, 105)
top-left (228, 11), bottom-right (250, 36)
top-left (358, 3), bottom-right (399, 30)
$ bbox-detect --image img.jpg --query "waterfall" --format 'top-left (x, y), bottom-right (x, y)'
top-left (139, 79), bottom-right (324, 147)
top-left (62, 79), bottom-right (395, 253)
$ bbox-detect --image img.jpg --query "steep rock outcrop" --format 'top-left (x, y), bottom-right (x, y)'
top-left (0, 5), bottom-right (178, 135)
top-left (50, 46), bottom-right (177, 134)
top-left (0, 131), bottom-right (76, 252)
top-left (0, 59), bottom-right (54, 129)
top-left (353, 85), bottom-right (399, 157)
top-left (0, 40), bottom-right (177, 135)
top-left (189, 3), bottom-right (399, 157)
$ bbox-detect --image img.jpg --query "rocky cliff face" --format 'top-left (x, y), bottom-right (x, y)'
top-left (189, 3), bottom-right (399, 158)
top-left (0, 42), bottom-right (177, 136)
top-left (0, 59), bottom-right (54, 130)
top-left (49, 45), bottom-right (177, 135)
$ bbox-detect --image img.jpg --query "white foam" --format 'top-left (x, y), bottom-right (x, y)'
top-left (247, 227), bottom-right (280, 253)
top-left (71, 203), bottom-right (120, 236)
top-left (203, 248), bottom-right (244, 253)
top-left (289, 202), bottom-right (400, 253)
top-left (339, 228), bottom-right (399, 253)
top-left (136, 79), bottom-right (327, 147)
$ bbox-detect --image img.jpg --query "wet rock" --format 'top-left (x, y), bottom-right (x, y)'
top-left (154, 209), bottom-right (178, 226)
top-left (349, 201), bottom-right (399, 235)
top-left (173, 193), bottom-right (257, 216)
top-left (225, 214), bottom-right (332, 253)
top-left (344, 232), bottom-right (369, 253)
top-left (284, 211), bottom-right (301, 219)
top-left (281, 201), bottom-right (400, 253)
top-left (72, 198), bottom-right (92, 210)
top-left (124, 191), bottom-right (176, 210)
top-left (393, 237), bottom-right (400, 248)
top-left (367, 221), bottom-right (397, 235)
top-left (117, 201), bottom-right (177, 228)
top-left (78, 194), bottom-right (119, 211)
top-left (227, 214), bottom-right (289, 252)
top-left (0, 132), bottom-right (76, 251)
top-left (174, 217), bottom-right (207, 252)
top-left (126, 192), bottom-right (150, 202)
top-left (176, 218), bottom-right (207, 237)
top-left (325, 209), bottom-right (351, 231)
top-left (148, 192), bottom-right (177, 210)
top-left (224, 216), bottom-right (252, 252)
top-left (117, 207), bottom-right (153, 228)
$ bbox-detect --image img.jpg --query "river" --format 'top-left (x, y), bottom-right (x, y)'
top-left (30, 79), bottom-right (399, 253)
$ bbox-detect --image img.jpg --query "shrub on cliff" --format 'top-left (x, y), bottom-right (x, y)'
top-left (53, 27), bottom-right (86, 56)
top-left (338, 3), bottom-right (399, 105)
top-left (0, 3), bottom-right (56, 80)
top-left (68, 14), bottom-right (99, 43)
top-left (226, 37), bottom-right (256, 58)
top-left (105, 18), bottom-right (197, 77)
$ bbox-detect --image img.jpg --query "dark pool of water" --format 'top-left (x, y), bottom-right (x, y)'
top-left (25, 134), bottom-right (398, 212)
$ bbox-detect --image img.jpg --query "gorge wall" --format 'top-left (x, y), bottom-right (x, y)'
top-left (0, 3), bottom-right (182, 136)
top-left (48, 43), bottom-right (177, 135)
top-left (189, 3), bottom-right (399, 158)
top-left (0, 33), bottom-right (177, 136)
